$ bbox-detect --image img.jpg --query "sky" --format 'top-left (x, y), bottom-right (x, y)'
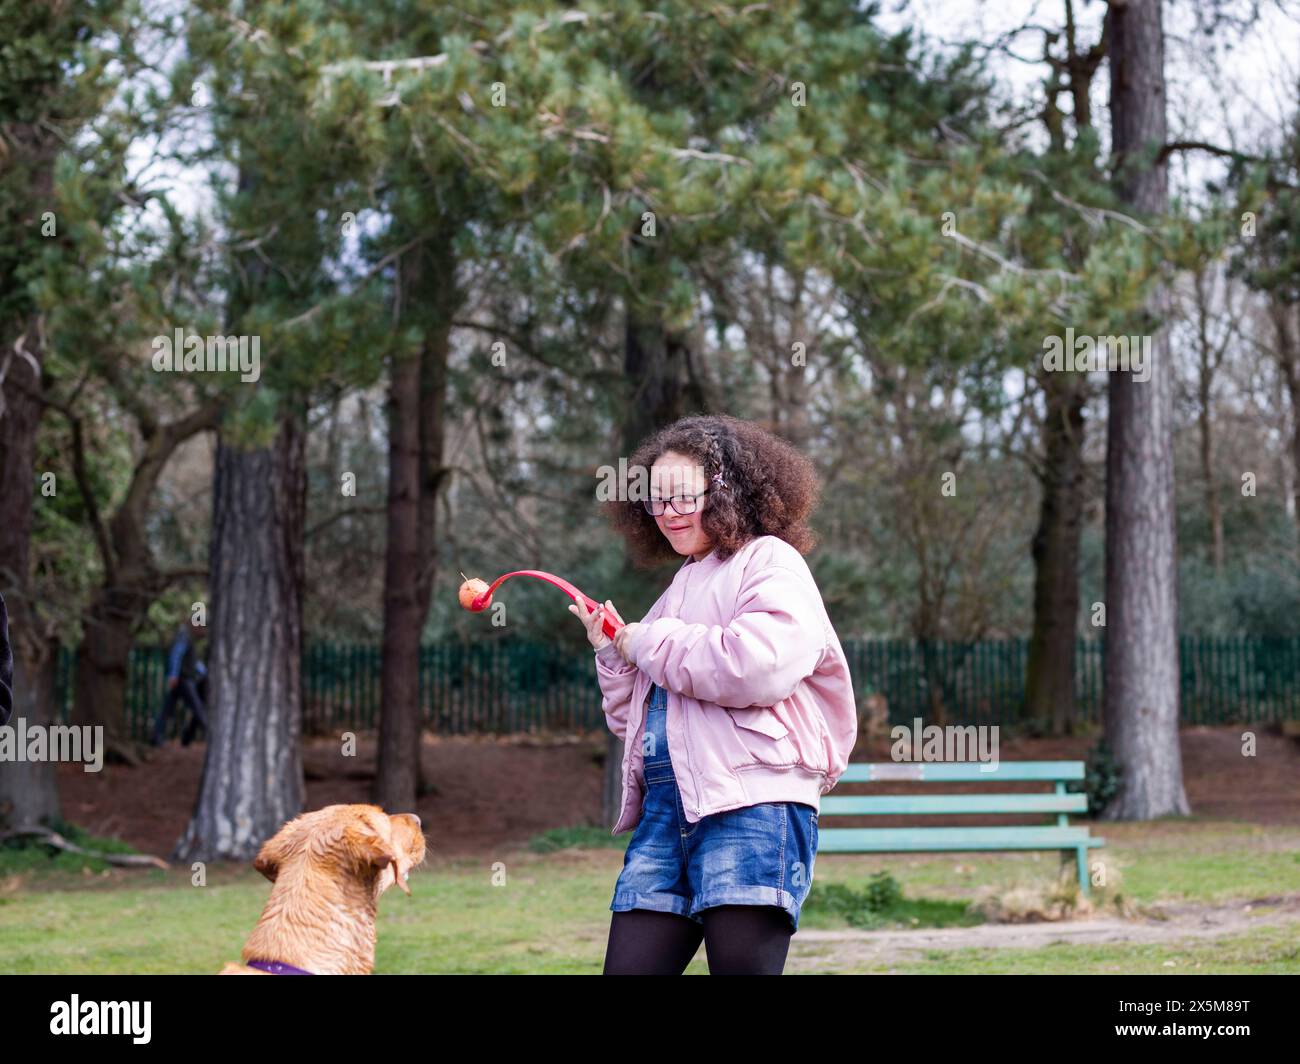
top-left (875, 0), bottom-right (1299, 193)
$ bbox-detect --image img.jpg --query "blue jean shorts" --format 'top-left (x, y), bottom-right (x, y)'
top-left (610, 683), bottom-right (819, 932)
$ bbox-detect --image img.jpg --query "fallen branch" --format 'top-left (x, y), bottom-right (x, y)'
top-left (0, 828), bottom-right (169, 869)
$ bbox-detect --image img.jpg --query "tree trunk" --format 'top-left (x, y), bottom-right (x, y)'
top-left (1194, 269), bottom-right (1224, 574)
top-left (774, 272), bottom-right (810, 449)
top-left (1269, 301), bottom-right (1300, 546)
top-left (1024, 371), bottom-right (1086, 734)
top-left (623, 311), bottom-right (704, 449)
top-left (378, 351), bottom-right (425, 811)
top-left (0, 90), bottom-right (60, 829)
top-left (1024, 15), bottom-right (1107, 740)
top-left (0, 326), bottom-right (60, 830)
top-left (0, 635), bottom-right (61, 830)
top-left (1196, 380), bottom-right (1225, 576)
top-left (71, 591), bottom-right (140, 760)
top-left (1101, 0), bottom-right (1189, 820)
top-left (175, 417), bottom-right (306, 861)
top-left (376, 246), bottom-right (454, 812)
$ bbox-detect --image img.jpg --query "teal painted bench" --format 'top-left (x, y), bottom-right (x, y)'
top-left (818, 761), bottom-right (1105, 894)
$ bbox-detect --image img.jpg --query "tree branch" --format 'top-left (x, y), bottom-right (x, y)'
top-left (36, 391), bottom-right (117, 586)
top-left (306, 505), bottom-right (386, 539)
top-left (0, 829), bottom-right (169, 870)
top-left (1157, 140), bottom-right (1264, 165)
top-left (157, 567), bottom-right (209, 586)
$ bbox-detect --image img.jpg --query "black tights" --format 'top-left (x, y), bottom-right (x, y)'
top-left (603, 906), bottom-right (793, 975)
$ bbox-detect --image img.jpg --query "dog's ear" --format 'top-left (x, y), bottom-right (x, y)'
top-left (253, 835), bottom-right (290, 882)
top-left (253, 817), bottom-right (309, 883)
top-left (343, 813), bottom-right (400, 880)
top-left (253, 843), bottom-right (282, 882)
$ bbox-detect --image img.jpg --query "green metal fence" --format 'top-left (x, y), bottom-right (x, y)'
top-left (844, 637), bottom-right (1300, 726)
top-left (54, 636), bottom-right (1300, 741)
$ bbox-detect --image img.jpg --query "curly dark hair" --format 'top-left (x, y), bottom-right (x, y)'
top-left (605, 413), bottom-right (820, 568)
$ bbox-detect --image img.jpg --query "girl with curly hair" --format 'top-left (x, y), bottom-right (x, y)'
top-left (570, 413), bottom-right (858, 975)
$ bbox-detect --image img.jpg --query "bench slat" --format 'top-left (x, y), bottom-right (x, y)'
top-left (820, 794), bottom-right (1089, 816)
top-left (837, 761), bottom-right (1086, 783)
top-left (817, 826), bottom-right (1104, 852)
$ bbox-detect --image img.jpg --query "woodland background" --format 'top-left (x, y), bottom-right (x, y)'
top-left (2, 0), bottom-right (1299, 859)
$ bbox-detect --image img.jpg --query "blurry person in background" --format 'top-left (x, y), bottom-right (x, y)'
top-left (150, 617), bottom-right (209, 747)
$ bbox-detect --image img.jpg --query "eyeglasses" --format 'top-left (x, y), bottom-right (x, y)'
top-left (643, 489), bottom-right (711, 517)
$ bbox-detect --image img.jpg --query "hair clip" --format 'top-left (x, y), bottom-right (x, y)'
top-left (712, 471), bottom-right (727, 489)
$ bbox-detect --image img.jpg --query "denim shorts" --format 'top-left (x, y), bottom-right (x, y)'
top-left (610, 683), bottom-right (819, 932)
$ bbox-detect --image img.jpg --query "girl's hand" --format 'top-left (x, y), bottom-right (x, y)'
top-left (570, 598), bottom-right (624, 651)
top-left (613, 621), bottom-right (644, 665)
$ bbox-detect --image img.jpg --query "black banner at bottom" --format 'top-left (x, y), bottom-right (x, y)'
top-left (1, 972), bottom-right (1288, 1051)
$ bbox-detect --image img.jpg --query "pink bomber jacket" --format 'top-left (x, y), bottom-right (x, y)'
top-left (593, 534), bottom-right (859, 834)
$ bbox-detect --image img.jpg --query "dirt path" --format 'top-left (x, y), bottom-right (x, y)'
top-left (787, 894), bottom-right (1300, 970)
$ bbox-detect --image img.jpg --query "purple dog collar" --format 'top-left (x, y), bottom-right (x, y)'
top-left (246, 959), bottom-right (314, 975)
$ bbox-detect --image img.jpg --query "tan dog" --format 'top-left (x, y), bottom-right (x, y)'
top-left (219, 804), bottom-right (427, 975)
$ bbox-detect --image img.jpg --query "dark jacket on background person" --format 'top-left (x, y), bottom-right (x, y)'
top-left (166, 626), bottom-right (200, 683)
top-left (152, 623), bottom-right (209, 746)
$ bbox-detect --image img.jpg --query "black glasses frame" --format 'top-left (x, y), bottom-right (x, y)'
top-left (643, 489), bottom-right (712, 517)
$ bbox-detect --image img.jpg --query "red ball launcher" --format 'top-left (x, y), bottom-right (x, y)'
top-left (457, 570), bottom-right (624, 640)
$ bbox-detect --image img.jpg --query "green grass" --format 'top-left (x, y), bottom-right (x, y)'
top-left (802, 876), bottom-right (982, 930)
top-left (527, 824), bottom-right (627, 854)
top-left (1, 819), bottom-right (1297, 974)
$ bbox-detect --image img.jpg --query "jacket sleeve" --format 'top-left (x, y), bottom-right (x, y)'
top-left (626, 563), bottom-right (827, 709)
top-left (166, 635), bottom-right (186, 681)
top-left (593, 640), bottom-right (638, 741)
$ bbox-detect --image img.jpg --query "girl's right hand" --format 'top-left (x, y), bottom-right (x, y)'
top-left (570, 597), bottom-right (624, 650)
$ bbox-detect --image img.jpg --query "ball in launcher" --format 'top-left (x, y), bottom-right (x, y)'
top-left (458, 577), bottom-right (491, 611)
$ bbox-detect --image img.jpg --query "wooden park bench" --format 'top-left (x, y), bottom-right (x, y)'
top-left (818, 761), bottom-right (1105, 894)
